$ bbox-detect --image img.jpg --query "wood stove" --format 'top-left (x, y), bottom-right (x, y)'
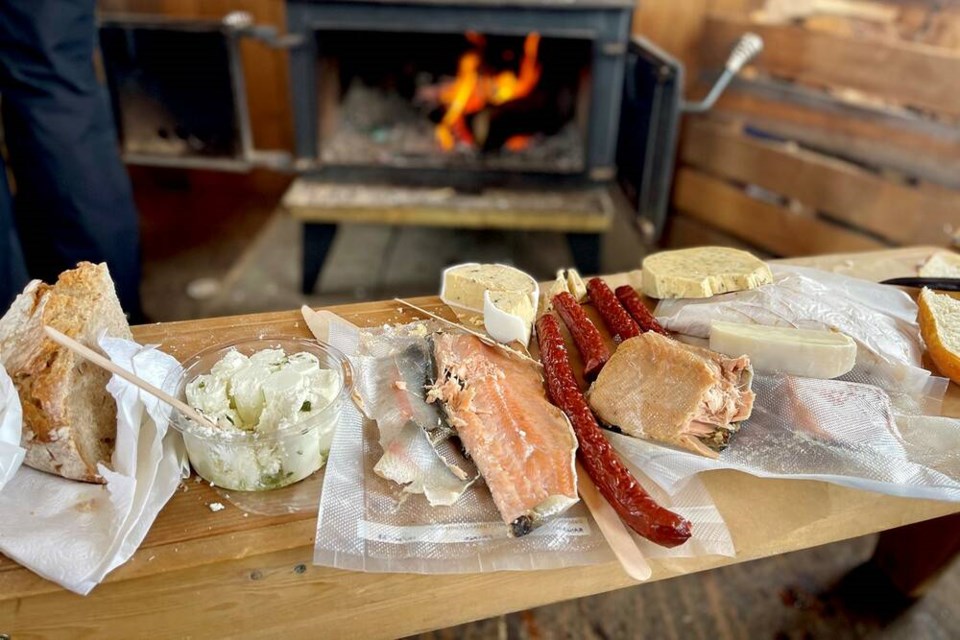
top-left (97, 2), bottom-right (757, 293)
top-left (286, 0), bottom-right (633, 189)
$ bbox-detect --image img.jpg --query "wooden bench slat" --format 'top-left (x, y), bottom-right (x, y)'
top-left (680, 118), bottom-right (960, 247)
top-left (701, 14), bottom-right (960, 117)
top-left (711, 88), bottom-right (960, 189)
top-left (664, 213), bottom-right (774, 257)
top-left (672, 167), bottom-right (888, 257)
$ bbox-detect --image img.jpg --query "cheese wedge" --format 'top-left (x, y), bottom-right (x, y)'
top-left (709, 321), bottom-right (857, 379)
top-left (540, 268), bottom-right (587, 314)
top-left (919, 252), bottom-right (960, 279)
top-left (440, 263), bottom-right (539, 346)
top-left (641, 247), bottom-right (773, 299)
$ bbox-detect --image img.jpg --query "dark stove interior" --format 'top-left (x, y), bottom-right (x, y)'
top-left (101, 25), bottom-right (241, 161)
top-left (315, 30), bottom-right (593, 173)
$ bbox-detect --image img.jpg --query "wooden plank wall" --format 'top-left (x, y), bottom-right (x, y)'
top-left (636, 0), bottom-right (960, 257)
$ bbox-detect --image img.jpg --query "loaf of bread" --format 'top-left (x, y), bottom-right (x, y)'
top-left (0, 263), bottom-right (132, 483)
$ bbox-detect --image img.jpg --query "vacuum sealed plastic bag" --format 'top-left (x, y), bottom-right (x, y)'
top-left (655, 264), bottom-right (939, 397)
top-left (639, 264), bottom-right (960, 500)
top-left (313, 317), bottom-right (734, 574)
top-left (614, 373), bottom-right (960, 502)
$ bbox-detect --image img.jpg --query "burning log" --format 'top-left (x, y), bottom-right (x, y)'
top-left (477, 90), bottom-right (568, 153)
top-left (432, 32), bottom-right (543, 151)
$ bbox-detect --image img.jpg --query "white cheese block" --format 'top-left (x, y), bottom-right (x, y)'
top-left (483, 290), bottom-right (535, 345)
top-left (709, 321), bottom-right (857, 379)
top-left (919, 252), bottom-right (960, 278)
top-left (440, 262), bottom-right (539, 345)
top-left (641, 247), bottom-right (773, 299)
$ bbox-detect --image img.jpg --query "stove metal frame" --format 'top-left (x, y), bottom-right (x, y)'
top-left (286, 0), bottom-right (633, 184)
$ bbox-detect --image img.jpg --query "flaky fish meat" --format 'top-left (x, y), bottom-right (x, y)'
top-left (588, 332), bottom-right (755, 458)
top-left (428, 333), bottom-right (579, 536)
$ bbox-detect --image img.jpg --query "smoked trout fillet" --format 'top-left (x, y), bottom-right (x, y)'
top-left (428, 333), bottom-right (579, 536)
top-left (588, 333), bottom-right (755, 458)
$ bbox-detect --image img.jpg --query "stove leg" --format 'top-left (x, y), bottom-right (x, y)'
top-left (302, 223), bottom-right (338, 295)
top-left (566, 232), bottom-right (602, 276)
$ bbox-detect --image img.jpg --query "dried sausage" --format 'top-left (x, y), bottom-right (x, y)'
top-left (536, 314), bottom-right (692, 548)
top-left (587, 278), bottom-right (640, 343)
top-left (615, 285), bottom-right (670, 336)
top-left (552, 291), bottom-right (609, 380)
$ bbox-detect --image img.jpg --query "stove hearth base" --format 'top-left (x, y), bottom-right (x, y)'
top-left (283, 178), bottom-right (617, 293)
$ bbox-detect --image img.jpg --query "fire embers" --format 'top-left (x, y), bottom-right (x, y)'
top-left (433, 32), bottom-right (542, 152)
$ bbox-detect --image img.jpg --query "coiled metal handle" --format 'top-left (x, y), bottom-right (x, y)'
top-left (681, 32), bottom-right (764, 114)
top-left (725, 32), bottom-right (764, 73)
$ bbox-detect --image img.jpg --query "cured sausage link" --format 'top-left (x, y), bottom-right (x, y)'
top-left (536, 314), bottom-right (692, 548)
top-left (587, 278), bottom-right (640, 343)
top-left (552, 291), bottom-right (610, 380)
top-left (614, 285), bottom-right (670, 336)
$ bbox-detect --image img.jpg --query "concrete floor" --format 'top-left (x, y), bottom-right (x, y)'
top-left (140, 178), bottom-right (650, 322)
top-left (136, 170), bottom-right (959, 639)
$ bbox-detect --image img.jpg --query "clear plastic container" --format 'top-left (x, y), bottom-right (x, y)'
top-left (164, 337), bottom-right (353, 491)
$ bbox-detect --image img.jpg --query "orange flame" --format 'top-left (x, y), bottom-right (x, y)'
top-left (436, 33), bottom-right (542, 151)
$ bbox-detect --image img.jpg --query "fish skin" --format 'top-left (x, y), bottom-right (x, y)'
top-left (358, 336), bottom-right (477, 506)
top-left (395, 343), bottom-right (478, 482)
top-left (373, 421), bottom-right (478, 506)
top-left (429, 333), bottom-right (579, 535)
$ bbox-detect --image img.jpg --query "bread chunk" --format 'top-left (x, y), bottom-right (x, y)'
top-left (0, 263), bottom-right (132, 482)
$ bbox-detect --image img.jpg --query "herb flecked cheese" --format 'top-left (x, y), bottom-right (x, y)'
top-left (441, 263), bottom-right (537, 312)
top-left (641, 247), bottom-right (773, 299)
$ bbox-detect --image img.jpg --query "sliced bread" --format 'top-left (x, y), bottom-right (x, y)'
top-left (918, 287), bottom-right (960, 385)
top-left (0, 262), bottom-right (133, 482)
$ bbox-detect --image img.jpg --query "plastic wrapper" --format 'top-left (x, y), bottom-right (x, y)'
top-left (313, 317), bottom-right (734, 574)
top-left (613, 373), bottom-right (960, 501)
top-left (0, 336), bottom-right (188, 594)
top-left (655, 264), bottom-right (937, 397)
top-left (0, 365), bottom-right (26, 491)
top-left (0, 364), bottom-right (25, 493)
top-left (636, 264), bottom-right (960, 501)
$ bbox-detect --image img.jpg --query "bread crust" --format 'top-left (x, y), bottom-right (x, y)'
top-left (0, 263), bottom-right (132, 482)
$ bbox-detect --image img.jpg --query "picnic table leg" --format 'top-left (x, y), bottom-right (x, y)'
top-left (870, 512), bottom-right (960, 598)
top-left (302, 223), bottom-right (338, 295)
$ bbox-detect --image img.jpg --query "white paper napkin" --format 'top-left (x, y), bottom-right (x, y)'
top-left (0, 364), bottom-right (25, 492)
top-left (0, 336), bottom-right (188, 595)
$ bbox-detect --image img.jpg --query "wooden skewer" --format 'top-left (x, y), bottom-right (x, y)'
top-left (43, 326), bottom-right (221, 431)
top-left (393, 298), bottom-right (541, 368)
top-left (576, 461), bottom-right (652, 582)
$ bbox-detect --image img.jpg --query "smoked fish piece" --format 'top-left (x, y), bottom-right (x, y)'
top-left (588, 333), bottom-right (755, 458)
top-left (428, 333), bottom-right (579, 536)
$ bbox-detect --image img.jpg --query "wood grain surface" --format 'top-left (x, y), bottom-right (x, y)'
top-left (672, 167), bottom-right (889, 256)
top-left (701, 14), bottom-right (960, 117)
top-left (2, 247), bottom-right (959, 639)
top-left (681, 119), bottom-right (960, 248)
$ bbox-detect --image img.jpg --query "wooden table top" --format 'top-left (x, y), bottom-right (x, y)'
top-left (2, 247), bottom-right (958, 639)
